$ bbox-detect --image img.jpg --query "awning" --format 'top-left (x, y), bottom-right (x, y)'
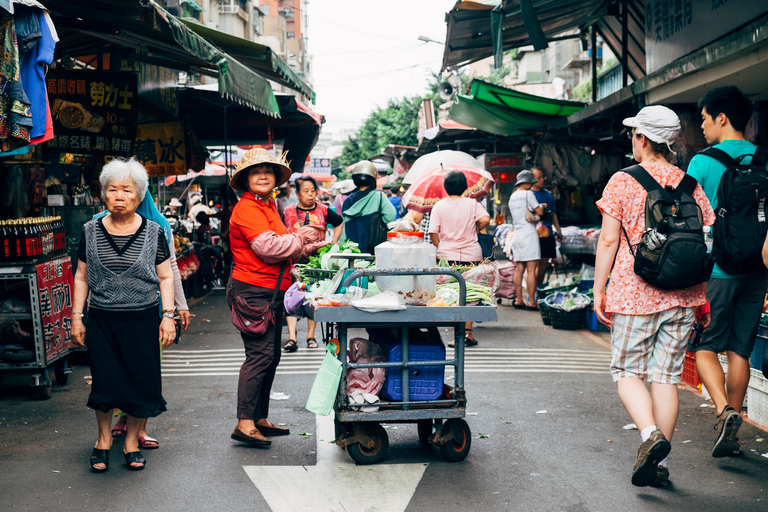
top-left (180, 85), bottom-right (324, 174)
top-left (443, 0), bottom-right (610, 70)
top-left (449, 80), bottom-right (585, 137)
top-left (49, 0), bottom-right (280, 118)
top-left (181, 0), bottom-right (204, 14)
top-left (178, 19), bottom-right (315, 103)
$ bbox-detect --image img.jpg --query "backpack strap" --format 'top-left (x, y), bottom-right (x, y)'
top-left (622, 164), bottom-right (675, 203)
top-left (751, 147), bottom-right (768, 168)
top-left (699, 147), bottom-right (736, 168)
top-left (675, 173), bottom-right (698, 196)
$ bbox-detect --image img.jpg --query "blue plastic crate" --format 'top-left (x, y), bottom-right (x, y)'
top-left (752, 334), bottom-right (768, 370)
top-left (369, 327), bottom-right (445, 401)
top-left (585, 307), bottom-right (609, 332)
top-left (578, 280), bottom-right (595, 293)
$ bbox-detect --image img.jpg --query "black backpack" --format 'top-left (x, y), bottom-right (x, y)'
top-left (621, 165), bottom-right (715, 290)
top-left (697, 146), bottom-right (768, 275)
top-left (368, 191), bottom-right (389, 250)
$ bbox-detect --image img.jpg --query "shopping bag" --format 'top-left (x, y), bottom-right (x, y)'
top-left (305, 344), bottom-right (343, 416)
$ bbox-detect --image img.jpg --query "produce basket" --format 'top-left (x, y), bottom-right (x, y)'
top-left (539, 301), bottom-right (551, 326)
top-left (547, 306), bottom-right (588, 330)
top-left (298, 267), bottom-right (335, 285)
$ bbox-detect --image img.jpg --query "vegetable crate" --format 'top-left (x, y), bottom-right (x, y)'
top-left (584, 307), bottom-right (609, 332)
top-left (539, 301), bottom-right (551, 326)
top-left (747, 368), bottom-right (768, 428)
top-left (548, 306), bottom-right (588, 330)
top-left (681, 352), bottom-right (701, 389)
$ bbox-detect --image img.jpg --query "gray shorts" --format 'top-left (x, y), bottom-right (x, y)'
top-left (690, 274), bottom-right (768, 357)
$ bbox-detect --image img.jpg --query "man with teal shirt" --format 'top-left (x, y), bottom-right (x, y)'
top-left (687, 86), bottom-right (768, 459)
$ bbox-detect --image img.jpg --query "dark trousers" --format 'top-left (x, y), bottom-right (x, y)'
top-left (227, 278), bottom-right (285, 421)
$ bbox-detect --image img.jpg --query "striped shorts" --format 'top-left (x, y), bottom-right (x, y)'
top-left (610, 307), bottom-right (696, 385)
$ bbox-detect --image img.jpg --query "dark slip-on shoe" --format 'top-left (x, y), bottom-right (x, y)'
top-left (231, 427), bottom-right (272, 447)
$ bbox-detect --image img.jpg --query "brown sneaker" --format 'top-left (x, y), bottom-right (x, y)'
top-left (712, 406), bottom-right (742, 458)
top-left (631, 430), bottom-right (671, 487)
top-left (231, 427), bottom-right (272, 447)
top-left (649, 465), bottom-right (670, 488)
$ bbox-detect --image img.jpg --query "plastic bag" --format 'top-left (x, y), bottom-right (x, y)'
top-left (350, 291), bottom-right (406, 312)
top-left (434, 286), bottom-right (459, 306)
top-left (426, 297), bottom-right (448, 307)
top-left (436, 257), bottom-right (454, 284)
top-left (390, 219), bottom-right (419, 232)
top-left (462, 261), bottom-right (500, 293)
top-left (346, 337), bottom-right (386, 395)
top-left (283, 282), bottom-right (306, 316)
top-left (305, 345), bottom-right (342, 416)
top-left (579, 263), bottom-right (595, 280)
top-left (544, 292), bottom-right (591, 312)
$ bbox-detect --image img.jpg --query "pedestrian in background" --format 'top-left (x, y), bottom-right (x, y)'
top-left (687, 86), bottom-right (768, 458)
top-left (71, 158), bottom-right (177, 472)
top-left (341, 160), bottom-right (396, 253)
top-left (388, 184), bottom-right (403, 219)
top-left (508, 170), bottom-right (545, 310)
top-left (593, 106), bottom-right (714, 487)
top-left (530, 167), bottom-right (562, 289)
top-left (227, 149), bottom-right (327, 448)
top-left (282, 175), bottom-right (343, 352)
top-left (428, 170), bottom-right (490, 346)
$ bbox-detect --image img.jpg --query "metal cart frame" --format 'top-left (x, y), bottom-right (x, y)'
top-left (311, 268), bottom-right (497, 464)
top-left (0, 264), bottom-right (74, 399)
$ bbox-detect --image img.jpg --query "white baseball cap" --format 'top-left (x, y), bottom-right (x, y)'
top-left (623, 106), bottom-right (681, 146)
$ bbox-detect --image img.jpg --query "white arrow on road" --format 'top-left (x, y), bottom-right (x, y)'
top-left (243, 414), bottom-right (427, 512)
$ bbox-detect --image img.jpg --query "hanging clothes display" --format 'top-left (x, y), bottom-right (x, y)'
top-left (0, 10), bottom-right (33, 152)
top-left (20, 7), bottom-right (54, 140)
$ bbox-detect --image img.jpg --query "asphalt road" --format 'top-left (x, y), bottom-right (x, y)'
top-left (1, 290), bottom-right (767, 511)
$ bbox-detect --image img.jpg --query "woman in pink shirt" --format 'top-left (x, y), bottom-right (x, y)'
top-left (428, 171), bottom-right (490, 346)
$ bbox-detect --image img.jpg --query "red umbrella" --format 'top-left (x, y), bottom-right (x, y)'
top-left (402, 164), bottom-right (494, 214)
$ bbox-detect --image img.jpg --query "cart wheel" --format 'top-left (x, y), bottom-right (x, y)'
top-left (347, 423), bottom-right (389, 465)
top-left (439, 418), bottom-right (471, 462)
top-left (54, 366), bottom-right (69, 385)
top-left (32, 384), bottom-right (52, 400)
top-left (417, 420), bottom-right (433, 444)
top-left (496, 298), bottom-right (502, 305)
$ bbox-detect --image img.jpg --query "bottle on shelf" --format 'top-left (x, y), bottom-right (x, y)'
top-left (0, 220), bottom-right (6, 264)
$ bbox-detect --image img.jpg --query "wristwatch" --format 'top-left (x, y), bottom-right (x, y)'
top-left (162, 312), bottom-right (175, 319)
top-left (51, 99), bottom-right (106, 133)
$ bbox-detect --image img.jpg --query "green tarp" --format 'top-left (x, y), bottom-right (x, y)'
top-left (164, 14), bottom-right (280, 118)
top-left (449, 80), bottom-right (585, 136)
top-left (179, 20), bottom-right (315, 103)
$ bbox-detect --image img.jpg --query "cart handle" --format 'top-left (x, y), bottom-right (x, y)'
top-left (340, 267), bottom-right (467, 306)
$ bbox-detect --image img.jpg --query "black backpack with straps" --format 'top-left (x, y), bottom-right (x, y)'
top-left (621, 165), bottom-right (715, 290)
top-left (697, 146), bottom-right (768, 275)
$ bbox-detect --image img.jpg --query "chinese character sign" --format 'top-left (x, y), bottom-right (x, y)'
top-left (135, 122), bottom-right (187, 177)
top-left (46, 70), bottom-right (139, 156)
top-left (35, 258), bottom-right (75, 359)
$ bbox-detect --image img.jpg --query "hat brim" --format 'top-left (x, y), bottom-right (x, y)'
top-left (622, 116), bottom-right (640, 128)
top-left (230, 162), bottom-right (292, 191)
top-left (515, 177), bottom-right (536, 186)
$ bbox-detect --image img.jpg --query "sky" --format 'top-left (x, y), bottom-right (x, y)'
top-left (306, 0), bottom-right (457, 135)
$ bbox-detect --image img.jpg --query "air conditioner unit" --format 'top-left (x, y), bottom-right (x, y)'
top-left (219, 4), bottom-right (239, 14)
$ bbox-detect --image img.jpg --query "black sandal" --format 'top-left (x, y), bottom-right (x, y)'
top-left (124, 451), bottom-right (146, 471)
top-left (90, 448), bottom-right (110, 473)
top-left (283, 339), bottom-right (298, 352)
top-left (464, 329), bottom-right (478, 346)
top-left (306, 337), bottom-right (318, 349)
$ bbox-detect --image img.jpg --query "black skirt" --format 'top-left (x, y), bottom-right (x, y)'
top-left (86, 305), bottom-right (167, 418)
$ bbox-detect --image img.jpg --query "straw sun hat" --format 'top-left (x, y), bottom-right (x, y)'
top-left (230, 148), bottom-right (292, 191)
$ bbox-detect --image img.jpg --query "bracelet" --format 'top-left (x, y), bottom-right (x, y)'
top-left (162, 309), bottom-right (175, 314)
top-left (162, 312), bottom-right (175, 319)
top-left (72, 312), bottom-right (85, 318)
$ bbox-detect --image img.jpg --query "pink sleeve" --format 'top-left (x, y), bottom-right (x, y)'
top-left (250, 231), bottom-right (303, 263)
top-left (595, 173), bottom-right (625, 221)
top-left (427, 206), bottom-right (440, 234)
top-left (694, 184), bottom-right (715, 227)
top-left (474, 200), bottom-right (489, 221)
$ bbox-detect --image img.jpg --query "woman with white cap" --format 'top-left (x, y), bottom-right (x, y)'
top-left (508, 170), bottom-right (546, 310)
top-left (593, 105), bottom-right (714, 487)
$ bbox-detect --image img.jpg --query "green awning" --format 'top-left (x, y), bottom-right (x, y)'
top-left (449, 80), bottom-right (585, 137)
top-left (179, 19), bottom-right (315, 104)
top-left (164, 13), bottom-right (280, 117)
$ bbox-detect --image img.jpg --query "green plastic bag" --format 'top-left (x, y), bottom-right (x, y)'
top-left (305, 344), bottom-right (342, 416)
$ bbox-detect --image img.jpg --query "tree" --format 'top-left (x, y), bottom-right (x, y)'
top-left (336, 95), bottom-right (422, 168)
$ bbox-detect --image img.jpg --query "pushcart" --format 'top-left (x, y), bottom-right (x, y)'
top-left (310, 268), bottom-right (497, 464)
top-left (0, 258), bottom-right (76, 399)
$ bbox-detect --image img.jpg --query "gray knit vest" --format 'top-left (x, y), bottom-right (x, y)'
top-left (84, 218), bottom-right (161, 310)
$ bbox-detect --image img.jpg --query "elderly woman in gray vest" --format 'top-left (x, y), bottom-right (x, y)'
top-left (71, 158), bottom-right (176, 473)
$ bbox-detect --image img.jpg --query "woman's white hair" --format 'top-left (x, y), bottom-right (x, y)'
top-left (99, 158), bottom-right (149, 201)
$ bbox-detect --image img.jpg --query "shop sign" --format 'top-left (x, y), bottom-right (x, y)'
top-left (35, 258), bottom-right (75, 359)
top-left (45, 70), bottom-right (139, 156)
top-left (484, 154), bottom-right (524, 169)
top-left (119, 57), bottom-right (180, 117)
top-left (645, 0), bottom-right (768, 74)
top-left (307, 158), bottom-right (332, 175)
top-left (134, 122), bottom-right (188, 177)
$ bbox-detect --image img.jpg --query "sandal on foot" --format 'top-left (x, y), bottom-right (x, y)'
top-left (138, 436), bottom-right (159, 450)
top-left (90, 448), bottom-right (110, 473)
top-left (306, 338), bottom-right (318, 349)
top-left (124, 451), bottom-right (146, 471)
top-left (257, 421), bottom-right (290, 436)
top-left (283, 339), bottom-right (298, 352)
top-left (513, 303), bottom-right (527, 309)
top-left (464, 329), bottom-right (478, 346)
top-left (111, 423), bottom-right (127, 438)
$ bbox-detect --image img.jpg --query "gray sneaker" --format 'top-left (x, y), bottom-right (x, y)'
top-left (649, 465), bottom-right (670, 488)
top-left (631, 430), bottom-right (671, 487)
top-left (712, 406), bottom-right (743, 458)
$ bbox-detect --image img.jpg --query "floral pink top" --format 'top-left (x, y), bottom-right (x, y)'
top-left (596, 162), bottom-right (715, 316)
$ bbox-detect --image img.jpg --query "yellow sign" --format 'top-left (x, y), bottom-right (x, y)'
top-left (134, 122), bottom-right (187, 177)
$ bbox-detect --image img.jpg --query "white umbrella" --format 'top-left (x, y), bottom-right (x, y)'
top-left (403, 150), bottom-right (480, 185)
